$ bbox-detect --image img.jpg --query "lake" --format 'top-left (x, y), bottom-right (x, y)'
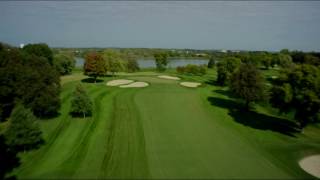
top-left (75, 57), bottom-right (85, 67)
top-left (75, 57), bottom-right (209, 68)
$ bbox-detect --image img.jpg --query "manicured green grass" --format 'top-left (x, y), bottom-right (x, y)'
top-left (11, 69), bottom-right (320, 179)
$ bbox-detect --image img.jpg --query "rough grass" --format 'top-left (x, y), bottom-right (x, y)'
top-left (10, 68), bottom-right (320, 179)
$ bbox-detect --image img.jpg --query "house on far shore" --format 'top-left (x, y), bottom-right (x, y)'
top-left (20, 43), bottom-right (24, 48)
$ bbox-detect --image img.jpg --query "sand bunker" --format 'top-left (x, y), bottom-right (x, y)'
top-left (299, 155), bottom-right (320, 178)
top-left (106, 79), bottom-right (134, 86)
top-left (180, 82), bottom-right (201, 88)
top-left (120, 82), bottom-right (149, 88)
top-left (158, 75), bottom-right (181, 80)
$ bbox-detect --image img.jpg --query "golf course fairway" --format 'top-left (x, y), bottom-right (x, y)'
top-left (12, 73), bottom-right (320, 179)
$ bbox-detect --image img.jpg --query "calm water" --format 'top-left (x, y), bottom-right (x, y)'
top-left (75, 57), bottom-right (85, 67)
top-left (75, 57), bottom-right (208, 68)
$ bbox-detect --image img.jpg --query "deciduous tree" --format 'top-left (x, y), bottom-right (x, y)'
top-left (0, 46), bottom-right (60, 120)
top-left (176, 64), bottom-right (206, 76)
top-left (70, 84), bottom-right (92, 119)
top-left (278, 54), bottom-right (293, 68)
top-left (154, 52), bottom-right (168, 72)
top-left (207, 56), bottom-right (215, 68)
top-left (53, 54), bottom-right (75, 75)
top-left (290, 51), bottom-right (305, 64)
top-left (127, 58), bottom-right (140, 73)
top-left (103, 49), bottom-right (126, 75)
top-left (261, 55), bottom-right (273, 69)
top-left (84, 52), bottom-right (106, 82)
top-left (216, 57), bottom-right (241, 86)
top-left (23, 43), bottom-right (53, 65)
top-left (270, 64), bottom-right (320, 128)
top-left (230, 64), bottom-right (265, 110)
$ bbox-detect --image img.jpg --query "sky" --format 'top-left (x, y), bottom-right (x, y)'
top-left (0, 1), bottom-right (319, 51)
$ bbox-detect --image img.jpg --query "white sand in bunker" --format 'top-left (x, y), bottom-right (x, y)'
top-left (180, 82), bottom-right (201, 88)
top-left (299, 155), bottom-right (320, 178)
top-left (158, 75), bottom-right (181, 80)
top-left (120, 82), bottom-right (149, 88)
top-left (106, 79), bottom-right (134, 86)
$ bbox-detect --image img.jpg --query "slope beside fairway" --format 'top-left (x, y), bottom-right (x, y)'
top-left (15, 83), bottom-right (109, 178)
top-left (133, 76), bottom-right (292, 179)
top-left (14, 79), bottom-right (150, 179)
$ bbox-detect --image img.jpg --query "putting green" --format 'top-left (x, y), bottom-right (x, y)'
top-left (12, 73), bottom-right (319, 179)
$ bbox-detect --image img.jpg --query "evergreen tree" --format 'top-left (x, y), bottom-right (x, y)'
top-left (70, 84), bottom-right (93, 118)
top-left (4, 104), bottom-right (43, 151)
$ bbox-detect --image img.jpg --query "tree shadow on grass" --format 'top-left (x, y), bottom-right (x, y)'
top-left (81, 78), bottom-right (104, 83)
top-left (40, 112), bottom-right (61, 120)
top-left (205, 79), bottom-right (220, 86)
top-left (69, 112), bottom-right (92, 118)
top-left (213, 89), bottom-right (237, 99)
top-left (266, 77), bottom-right (278, 84)
top-left (207, 97), bottom-right (300, 137)
top-left (103, 74), bottom-right (113, 77)
top-left (0, 136), bottom-right (20, 180)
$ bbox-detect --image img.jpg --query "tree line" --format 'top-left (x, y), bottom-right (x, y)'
top-left (0, 42), bottom-right (63, 179)
top-left (0, 43), bottom-right (61, 120)
top-left (56, 47), bottom-right (214, 60)
top-left (84, 49), bottom-right (140, 82)
top-left (212, 49), bottom-right (320, 128)
top-left (176, 64), bottom-right (207, 76)
top-left (0, 42), bottom-right (94, 179)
